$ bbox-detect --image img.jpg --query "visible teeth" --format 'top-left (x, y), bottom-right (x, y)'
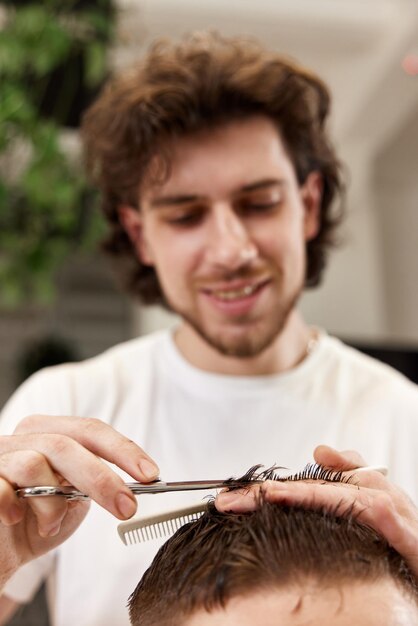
top-left (213, 284), bottom-right (257, 300)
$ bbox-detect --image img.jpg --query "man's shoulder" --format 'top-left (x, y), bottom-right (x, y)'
top-left (321, 334), bottom-right (417, 397)
top-left (0, 330), bottom-right (170, 430)
top-left (44, 328), bottom-right (168, 379)
top-left (82, 328), bottom-right (168, 368)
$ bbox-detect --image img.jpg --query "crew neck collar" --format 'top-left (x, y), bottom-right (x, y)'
top-left (157, 326), bottom-right (327, 397)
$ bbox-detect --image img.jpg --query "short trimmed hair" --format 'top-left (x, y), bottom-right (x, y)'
top-left (128, 502), bottom-right (417, 626)
top-left (82, 31), bottom-right (344, 307)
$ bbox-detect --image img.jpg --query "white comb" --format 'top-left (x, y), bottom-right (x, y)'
top-left (117, 503), bottom-right (207, 545)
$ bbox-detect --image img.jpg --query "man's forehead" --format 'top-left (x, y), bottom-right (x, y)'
top-left (140, 116), bottom-right (294, 200)
top-left (184, 580), bottom-right (418, 626)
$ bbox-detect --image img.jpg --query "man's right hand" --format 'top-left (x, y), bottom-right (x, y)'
top-left (216, 445), bottom-right (418, 580)
top-left (0, 414), bottom-right (159, 586)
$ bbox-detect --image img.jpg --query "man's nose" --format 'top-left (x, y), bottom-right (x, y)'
top-left (205, 204), bottom-right (258, 270)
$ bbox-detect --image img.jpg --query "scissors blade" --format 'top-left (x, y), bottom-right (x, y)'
top-left (126, 479), bottom-right (262, 494)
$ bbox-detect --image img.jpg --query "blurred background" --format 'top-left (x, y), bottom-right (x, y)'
top-left (1, 0), bottom-right (417, 406)
top-left (0, 1), bottom-right (417, 623)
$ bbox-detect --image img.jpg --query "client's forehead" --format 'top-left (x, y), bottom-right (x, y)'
top-left (184, 580), bottom-right (418, 626)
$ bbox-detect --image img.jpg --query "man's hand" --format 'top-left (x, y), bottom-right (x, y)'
top-left (216, 445), bottom-right (418, 578)
top-left (0, 414), bottom-right (159, 586)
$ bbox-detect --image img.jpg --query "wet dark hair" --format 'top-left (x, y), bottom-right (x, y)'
top-left (128, 501), bottom-right (417, 626)
top-left (82, 31), bottom-right (344, 307)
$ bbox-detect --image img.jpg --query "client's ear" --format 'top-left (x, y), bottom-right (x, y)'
top-left (118, 205), bottom-right (154, 266)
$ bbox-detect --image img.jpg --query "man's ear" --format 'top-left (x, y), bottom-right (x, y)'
top-left (301, 171), bottom-right (322, 241)
top-left (118, 205), bottom-right (154, 265)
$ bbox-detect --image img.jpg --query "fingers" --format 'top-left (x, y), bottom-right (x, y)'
top-left (13, 414), bottom-right (159, 483)
top-left (216, 478), bottom-right (418, 577)
top-left (215, 468), bottom-right (390, 514)
top-left (345, 467), bottom-right (389, 490)
top-left (371, 495), bottom-right (418, 577)
top-left (216, 484), bottom-right (263, 513)
top-left (216, 445), bottom-right (418, 582)
top-left (313, 444), bottom-right (367, 471)
top-left (0, 448), bottom-right (91, 569)
top-left (1, 435), bottom-right (138, 521)
top-left (312, 445), bottom-right (387, 489)
top-left (25, 499), bottom-right (91, 561)
top-left (216, 478), bottom-right (370, 516)
top-left (216, 471), bottom-right (390, 515)
top-left (0, 449), bottom-right (68, 536)
top-left (2, 412), bottom-right (162, 521)
top-left (262, 479), bottom-right (368, 511)
top-left (0, 477), bottom-right (24, 526)
top-left (215, 444), bottom-right (371, 514)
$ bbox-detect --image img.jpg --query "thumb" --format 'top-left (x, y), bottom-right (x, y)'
top-left (314, 445), bottom-right (367, 471)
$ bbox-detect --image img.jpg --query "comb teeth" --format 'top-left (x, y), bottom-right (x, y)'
top-left (117, 503), bottom-right (207, 545)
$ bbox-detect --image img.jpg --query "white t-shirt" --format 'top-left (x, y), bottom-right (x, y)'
top-left (1, 328), bottom-right (417, 626)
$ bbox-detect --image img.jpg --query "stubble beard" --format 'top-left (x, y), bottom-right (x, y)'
top-left (170, 285), bottom-right (303, 359)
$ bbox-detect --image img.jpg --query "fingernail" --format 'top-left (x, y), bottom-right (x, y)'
top-left (117, 492), bottom-right (137, 519)
top-left (139, 459), bottom-right (160, 480)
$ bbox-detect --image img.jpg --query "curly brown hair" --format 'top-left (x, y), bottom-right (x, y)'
top-left (82, 31), bottom-right (344, 306)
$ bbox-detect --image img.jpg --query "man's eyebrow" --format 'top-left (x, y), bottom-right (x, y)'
top-left (239, 178), bottom-right (285, 193)
top-left (149, 194), bottom-right (203, 208)
top-left (148, 179), bottom-right (285, 208)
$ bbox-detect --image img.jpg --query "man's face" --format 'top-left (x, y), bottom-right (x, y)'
top-left (184, 581), bottom-right (418, 626)
top-left (124, 116), bottom-right (320, 358)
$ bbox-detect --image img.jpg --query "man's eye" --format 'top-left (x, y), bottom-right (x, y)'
top-left (240, 199), bottom-right (281, 214)
top-left (239, 191), bottom-right (282, 214)
top-left (166, 212), bottom-right (203, 226)
top-left (246, 202), bottom-right (278, 210)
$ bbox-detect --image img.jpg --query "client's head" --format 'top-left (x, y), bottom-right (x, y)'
top-left (128, 501), bottom-right (418, 626)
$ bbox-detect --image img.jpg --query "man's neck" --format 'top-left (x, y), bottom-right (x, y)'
top-left (174, 311), bottom-right (315, 376)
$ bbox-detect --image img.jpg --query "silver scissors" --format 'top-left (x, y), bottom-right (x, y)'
top-left (15, 479), bottom-right (261, 502)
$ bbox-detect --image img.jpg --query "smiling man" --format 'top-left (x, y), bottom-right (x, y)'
top-left (0, 32), bottom-right (417, 626)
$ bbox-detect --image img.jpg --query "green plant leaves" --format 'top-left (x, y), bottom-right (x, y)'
top-left (0, 2), bottom-right (114, 307)
top-left (0, 84), bottom-right (35, 127)
top-left (0, 6), bottom-right (72, 78)
top-left (84, 40), bottom-right (107, 88)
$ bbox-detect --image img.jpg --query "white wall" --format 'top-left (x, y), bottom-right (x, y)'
top-left (373, 108), bottom-right (418, 343)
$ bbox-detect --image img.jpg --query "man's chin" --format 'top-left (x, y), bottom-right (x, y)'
top-left (174, 290), bottom-right (302, 359)
top-left (191, 324), bottom-right (279, 359)
top-left (215, 341), bottom-right (269, 359)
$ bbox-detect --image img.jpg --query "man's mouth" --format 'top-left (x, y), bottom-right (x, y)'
top-left (209, 283), bottom-right (260, 301)
top-left (201, 278), bottom-right (270, 302)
